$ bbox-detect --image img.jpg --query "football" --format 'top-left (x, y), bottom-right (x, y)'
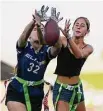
top-left (44, 19), bottom-right (60, 46)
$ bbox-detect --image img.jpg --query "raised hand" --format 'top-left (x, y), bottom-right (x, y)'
top-left (59, 19), bottom-right (71, 38)
top-left (36, 5), bottom-right (49, 22)
top-left (32, 10), bottom-right (41, 26)
top-left (50, 7), bottom-right (63, 23)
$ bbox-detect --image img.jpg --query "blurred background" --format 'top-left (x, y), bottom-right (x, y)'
top-left (1, 0), bottom-right (103, 111)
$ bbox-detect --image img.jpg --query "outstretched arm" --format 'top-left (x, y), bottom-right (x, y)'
top-left (46, 7), bottom-right (63, 57)
top-left (50, 37), bottom-right (62, 57)
top-left (17, 5), bottom-right (49, 48)
top-left (35, 6), bottom-right (63, 57)
top-left (32, 5), bottom-right (49, 45)
top-left (60, 19), bottom-right (93, 58)
top-left (18, 20), bottom-right (35, 48)
top-left (36, 25), bottom-right (46, 45)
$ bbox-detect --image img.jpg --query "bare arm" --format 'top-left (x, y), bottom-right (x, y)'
top-left (18, 20), bottom-right (35, 47)
top-left (60, 19), bottom-right (93, 58)
top-left (36, 24), bottom-right (62, 57)
top-left (36, 25), bottom-right (46, 45)
top-left (50, 37), bottom-right (62, 57)
top-left (46, 7), bottom-right (63, 57)
top-left (35, 7), bottom-right (62, 57)
top-left (67, 38), bottom-right (93, 58)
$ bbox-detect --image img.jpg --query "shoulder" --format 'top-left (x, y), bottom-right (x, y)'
top-left (25, 41), bottom-right (32, 49)
top-left (16, 41), bottom-right (30, 51)
top-left (43, 45), bottom-right (49, 50)
top-left (27, 41), bottom-right (31, 47)
top-left (84, 44), bottom-right (94, 55)
top-left (41, 45), bottom-right (50, 53)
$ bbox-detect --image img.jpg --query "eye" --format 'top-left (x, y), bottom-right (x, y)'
top-left (75, 23), bottom-right (79, 27)
top-left (80, 23), bottom-right (86, 28)
top-left (81, 25), bottom-right (85, 27)
top-left (75, 24), bottom-right (79, 27)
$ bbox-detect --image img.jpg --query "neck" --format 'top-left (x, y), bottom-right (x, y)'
top-left (34, 45), bottom-right (43, 52)
top-left (72, 36), bottom-right (84, 45)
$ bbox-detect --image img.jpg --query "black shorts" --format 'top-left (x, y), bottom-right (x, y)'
top-left (5, 84), bottom-right (43, 111)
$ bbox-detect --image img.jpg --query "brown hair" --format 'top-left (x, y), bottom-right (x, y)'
top-left (73, 17), bottom-right (90, 31)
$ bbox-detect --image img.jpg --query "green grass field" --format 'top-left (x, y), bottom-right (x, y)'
top-left (80, 72), bottom-right (103, 89)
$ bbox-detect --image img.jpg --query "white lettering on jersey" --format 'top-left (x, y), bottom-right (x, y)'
top-left (27, 63), bottom-right (40, 74)
top-left (25, 53), bottom-right (38, 62)
top-left (25, 53), bottom-right (46, 65)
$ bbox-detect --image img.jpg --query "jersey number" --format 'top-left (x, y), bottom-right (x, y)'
top-left (27, 63), bottom-right (40, 74)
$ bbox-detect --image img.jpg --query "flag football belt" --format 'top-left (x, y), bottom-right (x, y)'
top-left (55, 80), bottom-right (82, 111)
top-left (15, 76), bottom-right (44, 111)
